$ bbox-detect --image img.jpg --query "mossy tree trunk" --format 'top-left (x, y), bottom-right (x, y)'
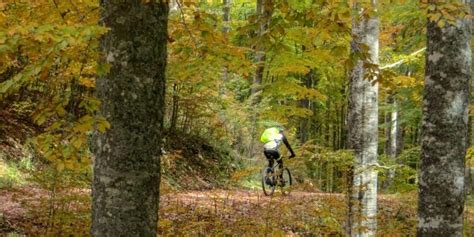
top-left (91, 1), bottom-right (168, 236)
top-left (417, 1), bottom-right (471, 236)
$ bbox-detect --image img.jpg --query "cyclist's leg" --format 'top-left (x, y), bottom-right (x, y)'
top-left (263, 150), bottom-right (274, 168)
top-left (273, 151), bottom-right (284, 180)
top-left (276, 153), bottom-right (283, 169)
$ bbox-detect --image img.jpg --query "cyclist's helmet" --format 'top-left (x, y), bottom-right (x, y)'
top-left (260, 120), bottom-right (284, 132)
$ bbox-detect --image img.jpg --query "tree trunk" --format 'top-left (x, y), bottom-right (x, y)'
top-left (250, 0), bottom-right (268, 102)
top-left (169, 0), bottom-right (178, 12)
top-left (384, 97), bottom-right (392, 156)
top-left (383, 97), bottom-right (399, 190)
top-left (346, 1), bottom-right (379, 236)
top-left (170, 83), bottom-right (179, 133)
top-left (220, 0), bottom-right (231, 90)
top-left (249, 0), bottom-right (272, 156)
top-left (298, 71), bottom-right (313, 143)
top-left (417, 1), bottom-right (471, 236)
top-left (325, 99), bottom-right (331, 147)
top-left (340, 87), bottom-right (347, 149)
top-left (92, 1), bottom-right (168, 236)
top-left (223, 0), bottom-right (231, 34)
top-left (467, 0), bottom-right (474, 197)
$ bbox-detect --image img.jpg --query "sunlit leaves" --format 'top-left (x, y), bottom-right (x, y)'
top-left (422, 0), bottom-right (469, 28)
top-left (0, 0), bottom-right (106, 173)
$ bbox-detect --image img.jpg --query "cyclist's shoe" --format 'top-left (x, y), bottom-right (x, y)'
top-left (265, 176), bottom-right (273, 186)
top-left (279, 178), bottom-right (286, 187)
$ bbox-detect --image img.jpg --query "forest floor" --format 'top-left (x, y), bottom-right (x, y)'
top-left (1, 186), bottom-right (455, 236)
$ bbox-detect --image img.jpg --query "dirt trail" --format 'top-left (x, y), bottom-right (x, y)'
top-left (1, 188), bottom-right (423, 235)
top-left (161, 189), bottom-right (343, 215)
top-left (0, 187), bottom-right (338, 233)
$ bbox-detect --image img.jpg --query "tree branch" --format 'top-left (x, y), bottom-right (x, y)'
top-left (354, 162), bottom-right (400, 174)
top-left (380, 47), bottom-right (426, 70)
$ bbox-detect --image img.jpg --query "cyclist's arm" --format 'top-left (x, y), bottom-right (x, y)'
top-left (281, 134), bottom-right (295, 157)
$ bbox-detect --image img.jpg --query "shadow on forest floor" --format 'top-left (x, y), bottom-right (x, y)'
top-left (1, 187), bottom-right (473, 236)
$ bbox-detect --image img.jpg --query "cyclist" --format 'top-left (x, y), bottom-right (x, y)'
top-left (260, 125), bottom-right (296, 179)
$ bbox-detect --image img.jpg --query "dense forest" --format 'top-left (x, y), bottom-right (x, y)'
top-left (0, 0), bottom-right (473, 236)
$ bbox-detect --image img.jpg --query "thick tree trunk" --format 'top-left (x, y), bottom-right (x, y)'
top-left (417, 1), bottom-right (471, 236)
top-left (92, 1), bottom-right (168, 236)
top-left (467, 0), bottom-right (474, 197)
top-left (346, 1), bottom-right (379, 236)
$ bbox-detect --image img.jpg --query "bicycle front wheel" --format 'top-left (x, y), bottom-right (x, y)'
top-left (261, 167), bottom-right (275, 196)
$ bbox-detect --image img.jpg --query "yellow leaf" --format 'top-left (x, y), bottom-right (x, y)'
top-left (57, 162), bottom-right (64, 172)
top-left (97, 118), bottom-right (111, 133)
top-left (437, 20), bottom-right (446, 28)
top-left (71, 137), bottom-right (84, 149)
top-left (56, 106), bottom-right (67, 117)
top-left (79, 77), bottom-right (95, 88)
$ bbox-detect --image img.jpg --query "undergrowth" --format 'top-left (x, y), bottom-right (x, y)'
top-left (157, 190), bottom-right (421, 236)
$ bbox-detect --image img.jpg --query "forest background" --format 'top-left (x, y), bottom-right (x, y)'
top-left (0, 0), bottom-right (473, 236)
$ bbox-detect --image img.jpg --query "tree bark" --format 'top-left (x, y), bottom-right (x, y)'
top-left (346, 1), bottom-right (379, 236)
top-left (467, 0), bottom-right (474, 197)
top-left (417, 1), bottom-right (471, 236)
top-left (298, 71), bottom-right (313, 143)
top-left (170, 83), bottom-right (179, 133)
top-left (223, 0), bottom-right (231, 34)
top-left (92, 1), bottom-right (168, 236)
top-left (169, 0), bottom-right (178, 12)
top-left (220, 0), bottom-right (232, 94)
top-left (250, 0), bottom-right (270, 102)
top-left (383, 96), bottom-right (400, 190)
top-left (249, 0), bottom-right (272, 157)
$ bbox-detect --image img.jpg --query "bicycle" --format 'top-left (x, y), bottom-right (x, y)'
top-left (261, 157), bottom-right (293, 196)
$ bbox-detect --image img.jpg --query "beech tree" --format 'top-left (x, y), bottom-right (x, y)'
top-left (249, 0), bottom-right (272, 155)
top-left (417, 1), bottom-right (471, 236)
top-left (91, 1), bottom-right (168, 236)
top-left (346, 0), bottom-right (379, 236)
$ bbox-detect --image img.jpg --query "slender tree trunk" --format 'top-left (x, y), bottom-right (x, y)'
top-left (325, 100), bottom-right (331, 147)
top-left (223, 0), bottom-right (231, 34)
top-left (250, 0), bottom-right (266, 102)
top-left (346, 1), bottom-right (379, 236)
top-left (250, 0), bottom-right (271, 100)
top-left (92, 1), bottom-right (168, 236)
top-left (417, 1), bottom-right (471, 236)
top-left (340, 87), bottom-right (347, 149)
top-left (298, 71), bottom-right (313, 143)
top-left (383, 96), bottom-right (399, 190)
top-left (249, 0), bottom-right (272, 156)
top-left (384, 98), bottom-right (392, 155)
top-left (170, 84), bottom-right (179, 133)
top-left (387, 100), bottom-right (399, 187)
top-left (220, 0), bottom-right (231, 90)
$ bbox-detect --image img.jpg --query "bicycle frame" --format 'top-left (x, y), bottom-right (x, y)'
top-left (269, 157), bottom-right (285, 177)
top-left (261, 156), bottom-right (292, 196)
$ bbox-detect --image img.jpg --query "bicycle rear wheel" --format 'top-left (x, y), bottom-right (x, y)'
top-left (261, 167), bottom-right (275, 196)
top-left (279, 167), bottom-right (293, 195)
